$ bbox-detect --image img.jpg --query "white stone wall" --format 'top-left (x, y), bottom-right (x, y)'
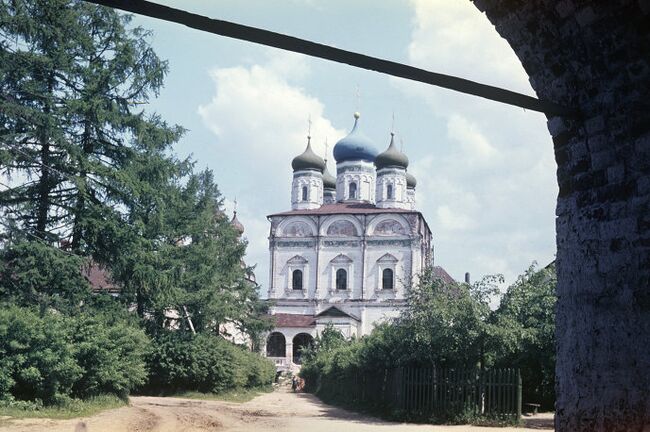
top-left (323, 189), bottom-right (336, 204)
top-left (269, 213), bottom-right (427, 302)
top-left (375, 168), bottom-right (409, 209)
top-left (406, 187), bottom-right (416, 210)
top-left (267, 203), bottom-right (432, 366)
top-left (291, 170), bottom-right (323, 210)
top-left (335, 160), bottom-right (376, 203)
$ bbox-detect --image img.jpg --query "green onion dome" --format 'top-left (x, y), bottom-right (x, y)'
top-left (406, 171), bottom-right (417, 189)
top-left (374, 132), bottom-right (409, 170)
top-left (322, 162), bottom-right (337, 189)
top-left (291, 137), bottom-right (326, 172)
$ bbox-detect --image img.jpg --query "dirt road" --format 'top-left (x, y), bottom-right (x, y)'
top-left (0, 387), bottom-right (553, 432)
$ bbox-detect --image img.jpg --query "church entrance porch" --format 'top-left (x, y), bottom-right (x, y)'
top-left (263, 313), bottom-right (317, 372)
top-left (292, 333), bottom-right (314, 365)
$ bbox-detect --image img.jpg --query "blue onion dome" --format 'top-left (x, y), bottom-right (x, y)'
top-left (322, 161), bottom-right (337, 189)
top-left (292, 137), bottom-right (326, 172)
top-left (406, 171), bottom-right (417, 189)
top-left (375, 132), bottom-right (409, 170)
top-left (333, 112), bottom-right (379, 163)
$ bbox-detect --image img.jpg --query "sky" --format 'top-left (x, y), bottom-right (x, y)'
top-left (128, 0), bottom-right (558, 293)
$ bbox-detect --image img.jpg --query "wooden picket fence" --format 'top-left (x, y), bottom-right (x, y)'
top-left (332, 366), bottom-right (521, 421)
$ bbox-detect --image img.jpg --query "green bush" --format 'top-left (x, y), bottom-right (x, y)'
top-left (0, 241), bottom-right (91, 313)
top-left (144, 330), bottom-right (274, 394)
top-left (70, 314), bottom-right (150, 399)
top-left (0, 306), bottom-right (82, 404)
top-left (0, 305), bottom-right (149, 405)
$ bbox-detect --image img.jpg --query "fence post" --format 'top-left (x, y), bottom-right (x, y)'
top-left (516, 369), bottom-right (522, 421)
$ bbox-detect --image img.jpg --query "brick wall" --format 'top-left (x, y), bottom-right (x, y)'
top-left (471, 1), bottom-right (650, 430)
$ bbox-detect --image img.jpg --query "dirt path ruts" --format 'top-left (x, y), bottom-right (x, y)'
top-left (0, 387), bottom-right (553, 432)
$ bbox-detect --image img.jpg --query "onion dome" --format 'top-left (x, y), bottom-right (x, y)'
top-left (406, 171), bottom-right (417, 189)
top-left (375, 132), bottom-right (409, 170)
top-left (230, 211), bottom-right (244, 235)
top-left (333, 112), bottom-right (378, 163)
top-left (322, 161), bottom-right (336, 190)
top-left (291, 137), bottom-right (326, 172)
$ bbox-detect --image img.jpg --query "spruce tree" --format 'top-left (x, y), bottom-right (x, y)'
top-left (0, 0), bottom-right (183, 252)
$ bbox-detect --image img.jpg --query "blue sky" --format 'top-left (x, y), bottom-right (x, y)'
top-left (129, 0), bottom-right (558, 292)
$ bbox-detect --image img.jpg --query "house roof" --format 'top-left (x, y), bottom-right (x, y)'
top-left (268, 202), bottom-right (420, 217)
top-left (83, 262), bottom-right (120, 293)
top-left (315, 306), bottom-right (360, 321)
top-left (432, 266), bottom-right (455, 284)
top-left (270, 313), bottom-right (316, 328)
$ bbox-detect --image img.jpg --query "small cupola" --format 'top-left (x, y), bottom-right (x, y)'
top-left (375, 132), bottom-right (409, 210)
top-left (322, 163), bottom-right (336, 190)
top-left (406, 171), bottom-right (417, 189)
top-left (230, 210), bottom-right (244, 236)
top-left (292, 137), bottom-right (326, 173)
top-left (291, 135), bottom-right (325, 210)
top-left (374, 132), bottom-right (409, 170)
top-left (322, 160), bottom-right (337, 205)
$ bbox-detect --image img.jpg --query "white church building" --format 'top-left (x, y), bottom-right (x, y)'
top-left (264, 113), bottom-right (438, 370)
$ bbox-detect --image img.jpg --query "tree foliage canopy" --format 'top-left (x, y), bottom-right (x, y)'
top-left (0, 0), bottom-right (272, 405)
top-left (301, 263), bottom-right (557, 410)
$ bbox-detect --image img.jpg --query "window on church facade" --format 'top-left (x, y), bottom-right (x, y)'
top-left (266, 332), bottom-right (286, 357)
top-left (382, 268), bottom-right (394, 290)
top-left (387, 184), bottom-right (393, 200)
top-left (336, 268), bottom-right (347, 290)
top-left (292, 269), bottom-right (303, 290)
top-left (349, 182), bottom-right (357, 199)
top-left (301, 186), bottom-right (308, 201)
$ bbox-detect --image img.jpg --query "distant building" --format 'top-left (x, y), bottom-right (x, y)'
top-left (264, 113), bottom-right (446, 371)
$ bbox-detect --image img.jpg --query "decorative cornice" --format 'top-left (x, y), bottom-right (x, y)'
top-left (367, 239), bottom-right (413, 247)
top-left (323, 240), bottom-right (360, 247)
top-left (275, 240), bottom-right (316, 248)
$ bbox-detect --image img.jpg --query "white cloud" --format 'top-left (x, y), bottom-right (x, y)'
top-left (437, 205), bottom-right (476, 231)
top-left (400, 0), bottom-right (557, 287)
top-left (447, 114), bottom-right (498, 165)
top-left (408, 0), bottom-right (532, 95)
top-left (198, 51), bottom-right (345, 293)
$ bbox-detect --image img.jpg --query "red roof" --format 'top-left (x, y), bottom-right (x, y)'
top-left (270, 313), bottom-right (315, 328)
top-left (432, 266), bottom-right (455, 284)
top-left (268, 202), bottom-right (420, 217)
top-left (83, 262), bottom-right (120, 293)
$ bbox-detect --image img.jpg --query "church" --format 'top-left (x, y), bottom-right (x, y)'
top-left (264, 113), bottom-right (436, 370)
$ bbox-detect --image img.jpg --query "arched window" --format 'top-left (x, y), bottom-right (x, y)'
top-left (386, 184), bottom-right (393, 200)
top-left (292, 269), bottom-right (303, 290)
top-left (292, 333), bottom-right (314, 365)
top-left (266, 332), bottom-right (286, 357)
top-left (336, 268), bottom-right (347, 290)
top-left (301, 186), bottom-right (308, 201)
top-left (382, 268), bottom-right (394, 290)
top-left (349, 182), bottom-right (357, 199)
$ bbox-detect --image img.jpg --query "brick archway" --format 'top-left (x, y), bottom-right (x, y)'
top-left (470, 2), bottom-right (650, 431)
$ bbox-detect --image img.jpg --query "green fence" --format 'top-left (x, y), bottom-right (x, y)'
top-left (391, 367), bottom-right (522, 420)
top-left (322, 366), bottom-right (521, 421)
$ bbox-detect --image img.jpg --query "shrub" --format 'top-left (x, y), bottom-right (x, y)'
top-left (144, 330), bottom-right (274, 394)
top-left (0, 305), bottom-right (149, 405)
top-left (0, 241), bottom-right (91, 313)
top-left (0, 306), bottom-right (82, 404)
top-left (70, 314), bottom-right (150, 399)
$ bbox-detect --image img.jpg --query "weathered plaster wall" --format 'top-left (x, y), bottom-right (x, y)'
top-left (471, 1), bottom-right (650, 430)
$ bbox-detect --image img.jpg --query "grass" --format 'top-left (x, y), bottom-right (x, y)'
top-left (0, 394), bottom-right (126, 420)
top-left (172, 386), bottom-right (273, 403)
